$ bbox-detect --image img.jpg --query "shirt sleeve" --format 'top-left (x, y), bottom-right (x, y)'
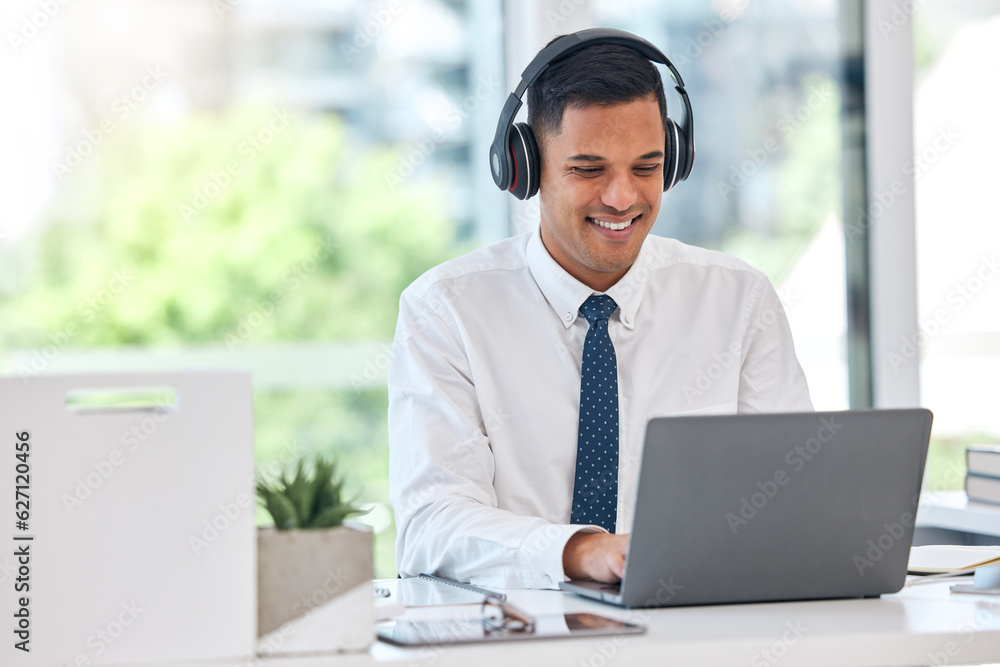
top-left (737, 275), bottom-right (815, 413)
top-left (388, 282), bottom-right (600, 589)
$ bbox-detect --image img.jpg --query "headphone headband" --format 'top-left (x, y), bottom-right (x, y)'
top-left (521, 28), bottom-right (687, 92)
top-left (489, 28), bottom-right (696, 198)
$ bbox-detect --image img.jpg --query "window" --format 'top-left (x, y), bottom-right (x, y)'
top-left (0, 0), bottom-right (504, 579)
top-left (3, 0), bottom-right (951, 578)
top-left (911, 1), bottom-right (1000, 493)
top-left (585, 0), bottom-right (851, 409)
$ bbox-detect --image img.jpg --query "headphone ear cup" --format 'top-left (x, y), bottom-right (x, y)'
top-left (663, 118), bottom-right (679, 192)
top-left (672, 119), bottom-right (692, 185)
top-left (508, 122), bottom-right (541, 200)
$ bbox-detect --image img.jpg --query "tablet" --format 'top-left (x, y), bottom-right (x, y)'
top-left (376, 612), bottom-right (645, 646)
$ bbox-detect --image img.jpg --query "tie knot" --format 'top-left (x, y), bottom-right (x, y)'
top-left (580, 294), bottom-right (618, 325)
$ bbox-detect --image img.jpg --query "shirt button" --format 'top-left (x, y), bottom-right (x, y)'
top-left (563, 313), bottom-right (573, 322)
top-left (623, 314), bottom-right (631, 324)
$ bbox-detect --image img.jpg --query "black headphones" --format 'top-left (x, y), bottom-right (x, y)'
top-left (489, 28), bottom-right (695, 201)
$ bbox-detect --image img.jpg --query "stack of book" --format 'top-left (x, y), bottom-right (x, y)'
top-left (966, 445), bottom-right (1000, 505)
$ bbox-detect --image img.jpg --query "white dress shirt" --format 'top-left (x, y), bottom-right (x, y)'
top-left (388, 229), bottom-right (813, 589)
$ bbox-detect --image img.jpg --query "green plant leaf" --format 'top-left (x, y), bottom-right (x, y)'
top-left (256, 454), bottom-right (366, 530)
top-left (258, 482), bottom-right (300, 529)
top-left (303, 457), bottom-right (333, 522)
top-left (295, 459), bottom-right (322, 524)
top-left (307, 502), bottom-right (370, 529)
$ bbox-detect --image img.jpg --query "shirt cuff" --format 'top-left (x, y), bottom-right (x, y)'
top-left (527, 524), bottom-right (609, 589)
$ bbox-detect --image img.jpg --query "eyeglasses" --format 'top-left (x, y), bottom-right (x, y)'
top-left (481, 594), bottom-right (536, 634)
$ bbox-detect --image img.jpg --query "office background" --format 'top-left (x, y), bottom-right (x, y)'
top-left (0, 0), bottom-right (997, 578)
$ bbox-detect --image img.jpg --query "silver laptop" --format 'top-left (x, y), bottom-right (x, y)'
top-left (561, 409), bottom-right (933, 608)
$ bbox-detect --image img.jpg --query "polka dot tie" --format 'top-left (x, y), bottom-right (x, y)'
top-left (570, 294), bottom-right (619, 533)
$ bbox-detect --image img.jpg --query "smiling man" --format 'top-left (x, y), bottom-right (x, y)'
top-left (538, 96), bottom-right (663, 293)
top-left (388, 34), bottom-right (812, 589)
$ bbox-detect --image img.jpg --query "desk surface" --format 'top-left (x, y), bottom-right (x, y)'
top-left (918, 490), bottom-right (1000, 538)
top-left (250, 576), bottom-right (1000, 667)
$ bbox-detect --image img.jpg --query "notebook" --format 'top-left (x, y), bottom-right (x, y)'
top-left (561, 409), bottom-right (934, 608)
top-left (908, 545), bottom-right (1000, 575)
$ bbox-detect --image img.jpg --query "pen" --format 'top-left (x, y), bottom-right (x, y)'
top-left (417, 572), bottom-right (508, 602)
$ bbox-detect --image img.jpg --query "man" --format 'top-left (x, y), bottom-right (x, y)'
top-left (388, 36), bottom-right (812, 589)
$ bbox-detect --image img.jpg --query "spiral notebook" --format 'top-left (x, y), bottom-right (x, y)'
top-left (396, 573), bottom-right (505, 606)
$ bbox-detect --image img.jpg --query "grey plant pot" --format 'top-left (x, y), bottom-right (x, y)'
top-left (257, 522), bottom-right (373, 640)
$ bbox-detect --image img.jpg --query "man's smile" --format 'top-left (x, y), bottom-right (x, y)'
top-left (587, 215), bottom-right (639, 231)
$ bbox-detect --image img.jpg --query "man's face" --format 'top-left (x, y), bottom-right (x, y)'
top-left (537, 95), bottom-right (665, 292)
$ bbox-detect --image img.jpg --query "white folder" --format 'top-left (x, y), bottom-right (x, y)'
top-left (0, 371), bottom-right (255, 666)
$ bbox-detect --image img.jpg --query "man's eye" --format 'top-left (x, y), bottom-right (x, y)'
top-left (571, 167), bottom-right (602, 175)
top-left (635, 165), bottom-right (661, 174)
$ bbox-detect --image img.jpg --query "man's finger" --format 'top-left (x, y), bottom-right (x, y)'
top-left (609, 551), bottom-right (626, 579)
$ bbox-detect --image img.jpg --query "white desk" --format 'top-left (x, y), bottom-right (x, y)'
top-left (247, 577), bottom-right (1000, 667)
top-left (916, 491), bottom-right (1000, 545)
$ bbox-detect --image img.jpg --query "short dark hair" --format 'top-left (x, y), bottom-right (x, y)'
top-left (527, 39), bottom-right (668, 148)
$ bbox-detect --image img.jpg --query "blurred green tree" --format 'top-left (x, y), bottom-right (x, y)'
top-left (721, 73), bottom-right (840, 283)
top-left (1, 107), bottom-right (457, 347)
top-left (0, 107), bottom-right (464, 578)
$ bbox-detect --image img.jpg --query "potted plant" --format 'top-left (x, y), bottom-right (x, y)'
top-left (256, 456), bottom-right (373, 652)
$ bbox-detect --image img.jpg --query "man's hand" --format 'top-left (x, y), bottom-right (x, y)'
top-left (562, 532), bottom-right (628, 582)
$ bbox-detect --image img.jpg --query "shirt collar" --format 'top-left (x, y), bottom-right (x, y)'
top-left (526, 228), bottom-right (649, 330)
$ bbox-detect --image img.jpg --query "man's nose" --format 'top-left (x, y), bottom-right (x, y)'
top-left (601, 170), bottom-right (638, 212)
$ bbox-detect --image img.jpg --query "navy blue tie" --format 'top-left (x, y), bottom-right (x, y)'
top-left (571, 294), bottom-right (619, 533)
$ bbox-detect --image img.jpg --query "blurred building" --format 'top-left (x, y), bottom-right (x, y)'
top-left (228, 0), bottom-right (506, 242)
